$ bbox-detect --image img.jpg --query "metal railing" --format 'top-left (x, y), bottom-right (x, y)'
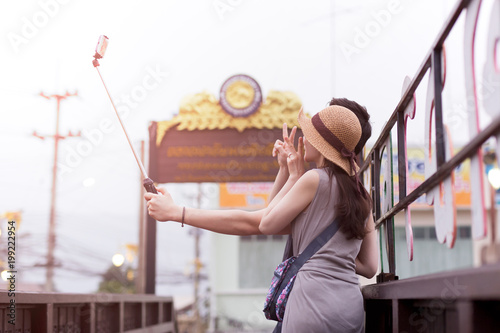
top-left (0, 291), bottom-right (176, 333)
top-left (360, 0), bottom-right (491, 281)
top-left (360, 0), bottom-right (500, 331)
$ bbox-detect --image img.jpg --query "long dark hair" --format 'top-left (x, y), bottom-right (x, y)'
top-left (325, 98), bottom-right (372, 239)
top-left (323, 161), bottom-right (371, 239)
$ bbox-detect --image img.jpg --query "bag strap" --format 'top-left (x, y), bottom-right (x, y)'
top-left (267, 219), bottom-right (340, 322)
top-left (284, 218), bottom-right (340, 279)
top-left (295, 218), bottom-right (340, 266)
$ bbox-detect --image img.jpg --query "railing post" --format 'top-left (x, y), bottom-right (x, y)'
top-left (142, 302), bottom-right (147, 327)
top-left (47, 303), bottom-right (54, 333)
top-left (159, 301), bottom-right (164, 323)
top-left (432, 47), bottom-right (446, 168)
top-left (397, 112), bottom-right (407, 200)
top-left (90, 302), bottom-right (96, 333)
top-left (373, 148), bottom-right (381, 224)
top-left (373, 144), bottom-right (398, 282)
top-left (119, 301), bottom-right (124, 332)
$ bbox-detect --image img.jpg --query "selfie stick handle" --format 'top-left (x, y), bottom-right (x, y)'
top-left (94, 62), bottom-right (158, 194)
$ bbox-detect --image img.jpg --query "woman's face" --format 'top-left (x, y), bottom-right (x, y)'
top-left (303, 136), bottom-right (321, 163)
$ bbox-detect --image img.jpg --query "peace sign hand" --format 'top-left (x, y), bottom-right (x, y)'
top-left (274, 123), bottom-right (305, 179)
top-left (273, 123), bottom-right (298, 169)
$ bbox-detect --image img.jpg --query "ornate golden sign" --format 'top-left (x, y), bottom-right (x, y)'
top-left (150, 76), bottom-right (303, 183)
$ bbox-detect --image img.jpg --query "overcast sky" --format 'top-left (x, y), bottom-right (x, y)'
top-left (0, 0), bottom-right (494, 295)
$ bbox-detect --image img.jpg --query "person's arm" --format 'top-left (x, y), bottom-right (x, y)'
top-left (145, 187), bottom-right (269, 235)
top-left (268, 166), bottom-right (289, 202)
top-left (145, 123), bottom-right (304, 236)
top-left (258, 131), bottom-right (309, 234)
top-left (355, 213), bottom-right (379, 278)
top-left (182, 205), bottom-right (265, 235)
top-left (260, 169), bottom-right (319, 235)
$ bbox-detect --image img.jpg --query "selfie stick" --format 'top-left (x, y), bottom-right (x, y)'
top-left (92, 35), bottom-right (158, 194)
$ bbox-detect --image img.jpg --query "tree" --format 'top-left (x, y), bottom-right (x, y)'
top-left (97, 264), bottom-right (135, 294)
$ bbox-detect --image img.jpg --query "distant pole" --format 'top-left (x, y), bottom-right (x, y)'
top-left (136, 140), bottom-right (146, 294)
top-left (194, 183), bottom-right (202, 333)
top-left (145, 123), bottom-right (158, 294)
top-left (36, 91), bottom-right (79, 292)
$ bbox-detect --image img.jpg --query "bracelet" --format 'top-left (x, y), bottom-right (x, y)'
top-left (181, 206), bottom-right (185, 227)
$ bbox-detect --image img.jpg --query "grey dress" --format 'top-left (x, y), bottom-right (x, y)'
top-left (281, 168), bottom-right (364, 333)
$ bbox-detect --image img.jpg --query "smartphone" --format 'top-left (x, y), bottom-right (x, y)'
top-left (94, 35), bottom-right (109, 59)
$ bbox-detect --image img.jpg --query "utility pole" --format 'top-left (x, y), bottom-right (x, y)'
top-left (136, 140), bottom-right (146, 294)
top-left (193, 183), bottom-right (203, 333)
top-left (35, 91), bottom-right (79, 292)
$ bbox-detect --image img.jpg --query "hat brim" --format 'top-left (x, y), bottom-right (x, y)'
top-left (298, 107), bottom-right (359, 176)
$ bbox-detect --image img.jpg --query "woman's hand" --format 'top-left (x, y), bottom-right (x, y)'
top-left (275, 129), bottom-right (305, 180)
top-left (287, 137), bottom-right (305, 179)
top-left (273, 123), bottom-right (298, 170)
top-left (273, 139), bottom-right (288, 169)
top-left (144, 187), bottom-right (181, 222)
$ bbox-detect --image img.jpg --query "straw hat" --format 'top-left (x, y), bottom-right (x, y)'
top-left (298, 105), bottom-right (362, 176)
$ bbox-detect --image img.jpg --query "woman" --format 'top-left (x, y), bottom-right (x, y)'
top-left (260, 104), bottom-right (376, 332)
top-left (145, 100), bottom-right (378, 332)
